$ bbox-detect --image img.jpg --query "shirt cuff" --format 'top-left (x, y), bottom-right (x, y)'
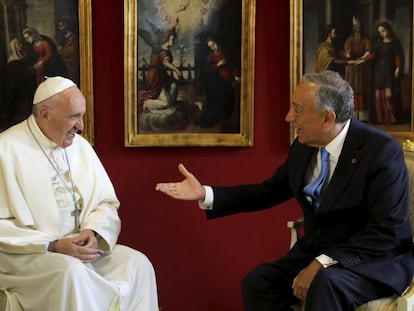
top-left (316, 254), bottom-right (338, 268)
top-left (198, 186), bottom-right (213, 210)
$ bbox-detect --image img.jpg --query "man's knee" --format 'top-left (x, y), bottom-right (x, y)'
top-left (133, 251), bottom-right (155, 277)
top-left (307, 268), bottom-right (347, 304)
top-left (111, 245), bottom-right (156, 281)
top-left (39, 253), bottom-right (90, 285)
top-left (310, 268), bottom-right (339, 290)
top-left (40, 253), bottom-right (82, 271)
top-left (114, 246), bottom-right (153, 268)
top-left (241, 263), bottom-right (286, 296)
top-left (241, 264), bottom-right (299, 310)
top-left (241, 265), bottom-right (266, 294)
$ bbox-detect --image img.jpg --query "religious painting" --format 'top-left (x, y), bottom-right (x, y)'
top-left (290, 0), bottom-right (414, 143)
top-left (124, 0), bottom-right (255, 147)
top-left (0, 0), bottom-right (94, 144)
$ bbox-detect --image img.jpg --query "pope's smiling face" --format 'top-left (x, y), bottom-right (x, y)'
top-left (38, 87), bottom-right (86, 148)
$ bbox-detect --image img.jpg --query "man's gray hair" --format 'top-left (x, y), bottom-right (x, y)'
top-left (302, 71), bottom-right (354, 122)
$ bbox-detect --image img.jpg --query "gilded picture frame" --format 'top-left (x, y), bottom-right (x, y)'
top-left (290, 0), bottom-right (414, 144)
top-left (124, 0), bottom-right (255, 147)
top-left (0, 0), bottom-right (94, 144)
top-left (78, 0), bottom-right (94, 144)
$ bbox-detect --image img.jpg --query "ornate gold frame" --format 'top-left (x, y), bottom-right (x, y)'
top-left (290, 0), bottom-right (414, 144)
top-left (124, 0), bottom-right (255, 147)
top-left (78, 0), bottom-right (94, 144)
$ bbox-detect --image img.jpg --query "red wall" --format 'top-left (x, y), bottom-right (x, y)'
top-left (92, 1), bottom-right (301, 310)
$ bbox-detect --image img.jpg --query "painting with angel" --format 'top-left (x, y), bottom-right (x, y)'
top-left (136, 0), bottom-right (242, 133)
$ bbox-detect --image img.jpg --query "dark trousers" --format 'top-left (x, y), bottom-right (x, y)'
top-left (241, 252), bottom-right (394, 311)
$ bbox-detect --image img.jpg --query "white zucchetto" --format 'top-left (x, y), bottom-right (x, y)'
top-left (33, 76), bottom-right (76, 105)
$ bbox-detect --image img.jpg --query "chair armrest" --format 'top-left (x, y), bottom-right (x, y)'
top-left (287, 217), bottom-right (304, 249)
top-left (397, 282), bottom-right (414, 311)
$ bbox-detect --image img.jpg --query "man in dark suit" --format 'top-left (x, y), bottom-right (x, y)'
top-left (155, 70), bottom-right (414, 310)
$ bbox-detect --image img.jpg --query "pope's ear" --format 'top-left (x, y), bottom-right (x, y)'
top-left (38, 105), bottom-right (50, 119)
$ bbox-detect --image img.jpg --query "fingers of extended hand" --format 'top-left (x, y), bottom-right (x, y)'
top-left (167, 183), bottom-right (178, 194)
top-left (155, 183), bottom-right (173, 193)
top-left (178, 163), bottom-right (191, 177)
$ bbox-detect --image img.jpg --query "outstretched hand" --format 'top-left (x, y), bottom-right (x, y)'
top-left (155, 163), bottom-right (206, 201)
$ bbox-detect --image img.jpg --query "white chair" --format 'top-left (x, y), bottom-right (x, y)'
top-left (288, 148), bottom-right (414, 311)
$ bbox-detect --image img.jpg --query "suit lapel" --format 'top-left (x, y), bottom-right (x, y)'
top-left (290, 141), bottom-right (317, 199)
top-left (320, 120), bottom-right (364, 211)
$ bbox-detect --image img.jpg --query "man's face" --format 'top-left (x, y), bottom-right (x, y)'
top-left (208, 40), bottom-right (218, 52)
top-left (41, 87), bottom-right (86, 148)
top-left (285, 82), bottom-right (327, 147)
top-left (329, 29), bottom-right (337, 41)
top-left (353, 19), bottom-right (361, 32)
top-left (378, 26), bottom-right (387, 39)
top-left (23, 33), bottom-right (33, 44)
top-left (58, 22), bottom-right (66, 32)
top-left (15, 40), bottom-right (23, 52)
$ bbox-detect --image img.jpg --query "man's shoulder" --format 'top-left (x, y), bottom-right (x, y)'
top-left (350, 119), bottom-right (394, 142)
top-left (0, 121), bottom-right (30, 145)
top-left (349, 119), bottom-right (403, 156)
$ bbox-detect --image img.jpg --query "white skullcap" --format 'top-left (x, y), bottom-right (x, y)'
top-left (33, 76), bottom-right (76, 105)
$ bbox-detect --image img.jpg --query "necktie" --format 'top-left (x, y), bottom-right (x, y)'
top-left (303, 147), bottom-right (330, 213)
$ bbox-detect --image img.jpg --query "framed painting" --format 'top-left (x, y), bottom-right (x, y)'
top-left (124, 0), bottom-right (255, 147)
top-left (290, 0), bottom-right (414, 143)
top-left (0, 0), bottom-right (94, 144)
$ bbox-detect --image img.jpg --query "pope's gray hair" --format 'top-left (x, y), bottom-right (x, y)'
top-left (302, 71), bottom-right (354, 122)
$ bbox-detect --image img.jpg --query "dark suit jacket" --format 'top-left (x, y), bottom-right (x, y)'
top-left (207, 118), bottom-right (414, 294)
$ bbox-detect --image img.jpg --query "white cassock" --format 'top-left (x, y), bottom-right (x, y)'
top-left (0, 116), bottom-right (159, 311)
